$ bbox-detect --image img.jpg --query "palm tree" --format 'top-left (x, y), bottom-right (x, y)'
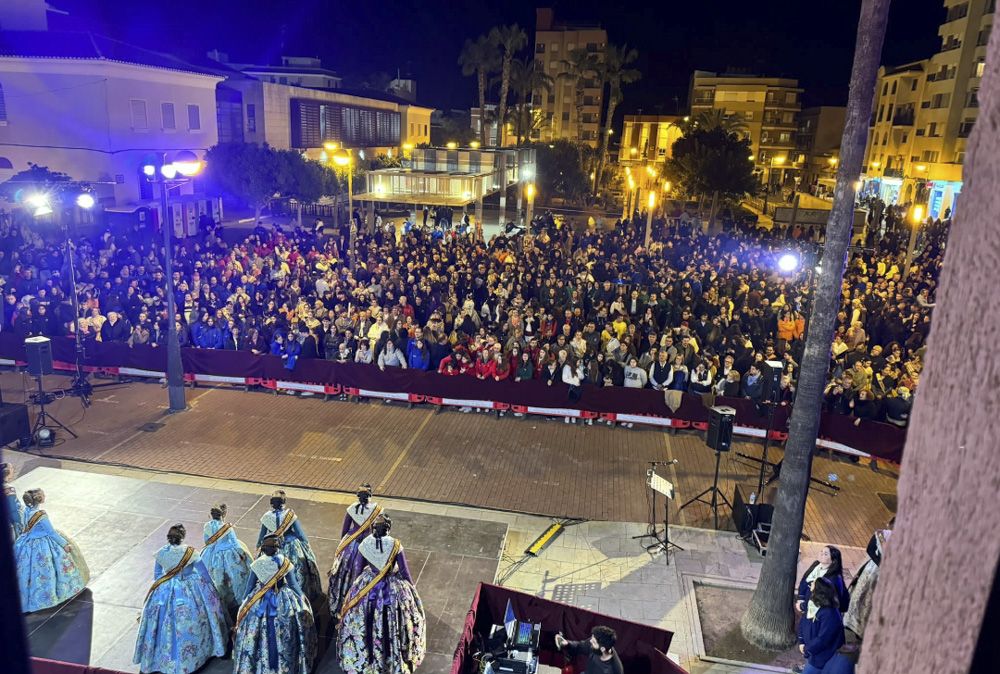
top-left (559, 49), bottom-right (599, 142)
top-left (593, 44), bottom-right (641, 196)
top-left (684, 109), bottom-right (750, 138)
top-left (459, 35), bottom-right (500, 146)
top-left (489, 24), bottom-right (527, 147)
top-left (509, 58), bottom-right (554, 144)
top-left (739, 0), bottom-right (892, 650)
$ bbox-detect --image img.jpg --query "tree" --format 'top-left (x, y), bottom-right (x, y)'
top-left (666, 127), bottom-right (757, 227)
top-left (459, 35), bottom-right (500, 146)
top-left (489, 24), bottom-right (527, 147)
top-left (431, 116), bottom-right (477, 147)
top-left (276, 150), bottom-right (337, 227)
top-left (369, 153), bottom-right (402, 170)
top-left (205, 143), bottom-right (281, 223)
top-left (593, 44), bottom-right (641, 196)
top-left (559, 49), bottom-right (599, 140)
top-left (739, 0), bottom-right (891, 650)
top-left (532, 140), bottom-right (590, 203)
top-left (509, 57), bottom-right (554, 144)
top-left (683, 109), bottom-right (750, 138)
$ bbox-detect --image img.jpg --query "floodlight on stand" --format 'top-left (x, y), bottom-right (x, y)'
top-left (160, 164), bottom-right (178, 179)
top-left (36, 427), bottom-right (55, 447)
top-left (142, 164), bottom-right (156, 177)
top-left (76, 193), bottom-right (95, 209)
top-left (778, 253), bottom-right (800, 273)
top-left (171, 150), bottom-right (203, 177)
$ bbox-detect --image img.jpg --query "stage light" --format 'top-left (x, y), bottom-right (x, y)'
top-left (76, 193), bottom-right (95, 209)
top-left (160, 164), bottom-right (178, 179)
top-left (142, 164), bottom-right (156, 177)
top-left (171, 150), bottom-right (203, 177)
top-left (36, 427), bottom-right (55, 447)
top-left (33, 205), bottom-right (53, 217)
top-left (778, 253), bottom-right (800, 273)
top-left (26, 193), bottom-right (48, 209)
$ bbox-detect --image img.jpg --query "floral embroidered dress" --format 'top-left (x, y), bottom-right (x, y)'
top-left (338, 534), bottom-right (426, 674)
top-left (328, 499), bottom-right (383, 620)
top-left (14, 506), bottom-right (89, 612)
top-left (133, 544), bottom-right (228, 674)
top-left (201, 519), bottom-right (253, 617)
top-left (256, 507), bottom-right (323, 605)
top-left (233, 553), bottom-right (317, 674)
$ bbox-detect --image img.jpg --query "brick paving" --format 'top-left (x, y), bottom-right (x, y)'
top-left (3, 373), bottom-right (899, 546)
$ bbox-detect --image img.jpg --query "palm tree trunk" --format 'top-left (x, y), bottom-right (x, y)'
top-left (739, 0), bottom-right (891, 650)
top-left (497, 56), bottom-right (513, 147)
top-left (593, 96), bottom-right (618, 197)
top-left (478, 71), bottom-right (488, 146)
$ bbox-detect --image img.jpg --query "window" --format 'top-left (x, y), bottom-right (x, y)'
top-left (901, 132), bottom-right (908, 143)
top-left (130, 99), bottom-right (148, 130)
top-left (912, 79), bottom-right (918, 91)
top-left (423, 124), bottom-right (428, 136)
top-left (891, 81), bottom-right (897, 94)
top-left (247, 103), bottom-right (257, 133)
top-left (188, 104), bottom-right (201, 130)
top-left (161, 102), bottom-right (176, 129)
top-left (0, 83), bottom-right (7, 124)
top-left (562, 112), bottom-right (570, 121)
top-left (586, 42), bottom-right (598, 52)
top-left (785, 92), bottom-right (796, 104)
top-left (921, 150), bottom-right (939, 162)
top-left (279, 76), bottom-right (288, 84)
top-left (968, 89), bottom-right (979, 108)
top-left (535, 43), bottom-right (545, 53)
top-left (882, 83), bottom-right (888, 95)
top-left (956, 151), bottom-right (965, 164)
top-left (927, 122), bottom-right (938, 137)
top-left (976, 62), bottom-right (985, 78)
top-left (551, 43), bottom-right (559, 53)
top-left (877, 105), bottom-right (885, 122)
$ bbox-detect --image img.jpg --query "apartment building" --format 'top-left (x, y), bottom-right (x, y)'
top-left (864, 0), bottom-right (994, 217)
top-left (533, 7), bottom-right (606, 146)
top-left (797, 106), bottom-right (847, 195)
top-left (618, 115), bottom-right (685, 167)
top-left (689, 70), bottom-right (803, 186)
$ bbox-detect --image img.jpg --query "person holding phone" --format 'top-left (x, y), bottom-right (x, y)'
top-left (554, 625), bottom-right (623, 674)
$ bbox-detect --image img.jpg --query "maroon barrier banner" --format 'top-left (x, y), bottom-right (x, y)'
top-left (0, 335), bottom-right (905, 462)
top-left (451, 583), bottom-right (686, 674)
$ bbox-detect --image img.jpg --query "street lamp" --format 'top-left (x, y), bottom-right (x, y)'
top-left (645, 190), bottom-right (656, 247)
top-left (446, 141), bottom-right (458, 149)
top-left (142, 151), bottom-right (204, 412)
top-left (903, 204), bottom-right (925, 280)
top-left (333, 149), bottom-right (356, 269)
top-left (525, 182), bottom-right (536, 226)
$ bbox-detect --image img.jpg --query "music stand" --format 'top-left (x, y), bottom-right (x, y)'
top-left (634, 466), bottom-right (683, 563)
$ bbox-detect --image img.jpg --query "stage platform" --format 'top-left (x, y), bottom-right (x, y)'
top-left (10, 464), bottom-right (506, 673)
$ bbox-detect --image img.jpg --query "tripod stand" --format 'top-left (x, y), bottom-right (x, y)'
top-left (679, 447), bottom-right (732, 530)
top-left (29, 375), bottom-right (77, 445)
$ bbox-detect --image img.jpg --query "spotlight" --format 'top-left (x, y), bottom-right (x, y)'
top-left (76, 193), bottom-right (95, 209)
top-left (36, 427), bottom-right (55, 447)
top-left (160, 163), bottom-right (178, 179)
top-left (778, 253), bottom-right (800, 273)
top-left (26, 193), bottom-right (48, 209)
top-left (142, 164), bottom-right (156, 177)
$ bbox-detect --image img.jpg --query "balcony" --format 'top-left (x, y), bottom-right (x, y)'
top-left (891, 111), bottom-right (915, 126)
top-left (883, 167), bottom-right (904, 178)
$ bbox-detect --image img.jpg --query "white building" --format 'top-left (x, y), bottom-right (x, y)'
top-left (0, 28), bottom-right (223, 227)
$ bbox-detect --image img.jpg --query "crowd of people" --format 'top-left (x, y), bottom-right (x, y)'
top-left (6, 462), bottom-right (425, 674)
top-left (0, 195), bottom-right (947, 430)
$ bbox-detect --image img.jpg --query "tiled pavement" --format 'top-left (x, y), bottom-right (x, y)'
top-left (5, 454), bottom-right (872, 674)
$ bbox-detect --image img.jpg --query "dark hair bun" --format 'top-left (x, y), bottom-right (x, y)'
top-left (167, 523), bottom-right (186, 546)
top-left (210, 504), bottom-right (227, 520)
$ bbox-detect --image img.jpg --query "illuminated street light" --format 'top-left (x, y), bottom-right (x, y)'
top-left (662, 180), bottom-right (671, 193)
top-left (915, 164), bottom-right (927, 172)
top-left (647, 191), bottom-right (656, 209)
top-left (75, 193), bottom-right (95, 209)
top-left (828, 156), bottom-right (839, 166)
top-left (871, 160), bottom-right (881, 169)
top-left (171, 150), bottom-right (202, 177)
top-left (525, 182), bottom-right (536, 224)
top-left (778, 253), bottom-right (800, 273)
top-left (446, 141), bottom-right (458, 149)
top-left (644, 190), bottom-right (656, 247)
top-left (470, 140), bottom-right (481, 149)
top-left (324, 141), bottom-right (338, 151)
top-left (402, 142), bottom-right (414, 150)
top-left (774, 155), bottom-right (786, 166)
top-left (904, 204), bottom-right (926, 281)
top-left (911, 204), bottom-right (925, 224)
top-left (629, 147), bottom-right (638, 156)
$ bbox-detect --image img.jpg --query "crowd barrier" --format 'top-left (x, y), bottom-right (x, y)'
top-left (0, 335), bottom-right (906, 463)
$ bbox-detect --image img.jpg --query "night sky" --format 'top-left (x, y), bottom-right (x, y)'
top-left (51, 0), bottom-right (945, 113)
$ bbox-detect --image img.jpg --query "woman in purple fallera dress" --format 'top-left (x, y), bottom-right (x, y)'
top-left (337, 513), bottom-right (426, 674)
top-left (328, 484), bottom-right (383, 621)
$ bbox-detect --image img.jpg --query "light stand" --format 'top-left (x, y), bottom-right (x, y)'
top-left (679, 446), bottom-right (733, 530)
top-left (28, 376), bottom-right (77, 446)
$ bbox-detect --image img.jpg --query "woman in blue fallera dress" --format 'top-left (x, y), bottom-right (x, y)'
top-left (233, 534), bottom-right (317, 674)
top-left (3, 462), bottom-right (23, 538)
top-left (256, 490), bottom-right (323, 606)
top-left (133, 524), bottom-right (229, 674)
top-left (338, 514), bottom-right (426, 674)
top-left (14, 488), bottom-right (89, 613)
top-left (328, 484), bottom-right (383, 621)
top-left (200, 503), bottom-right (252, 618)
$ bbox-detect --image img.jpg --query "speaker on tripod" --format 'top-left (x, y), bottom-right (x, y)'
top-left (680, 406), bottom-right (736, 529)
top-left (25, 336), bottom-right (53, 377)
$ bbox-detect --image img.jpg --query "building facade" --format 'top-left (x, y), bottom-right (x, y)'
top-left (689, 70), bottom-right (803, 187)
top-left (234, 55), bottom-right (342, 90)
top-left (619, 115), bottom-right (685, 167)
top-left (0, 30), bottom-right (222, 214)
top-left (797, 106), bottom-right (846, 196)
top-left (533, 7), bottom-right (606, 146)
top-left (864, 0), bottom-right (994, 217)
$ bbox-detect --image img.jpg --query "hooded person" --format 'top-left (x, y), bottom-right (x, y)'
top-left (328, 484), bottom-right (384, 620)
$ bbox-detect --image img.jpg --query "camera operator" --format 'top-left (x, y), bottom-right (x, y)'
top-left (554, 626), bottom-right (623, 674)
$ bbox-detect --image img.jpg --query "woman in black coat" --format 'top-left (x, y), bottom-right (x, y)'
top-left (796, 545), bottom-right (850, 614)
top-left (796, 577), bottom-right (845, 674)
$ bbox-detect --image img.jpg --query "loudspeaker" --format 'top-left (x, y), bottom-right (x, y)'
top-left (706, 405), bottom-right (735, 452)
top-left (760, 359), bottom-right (783, 403)
top-left (732, 483), bottom-right (776, 535)
top-left (24, 336), bottom-right (53, 376)
top-left (0, 403), bottom-right (30, 446)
